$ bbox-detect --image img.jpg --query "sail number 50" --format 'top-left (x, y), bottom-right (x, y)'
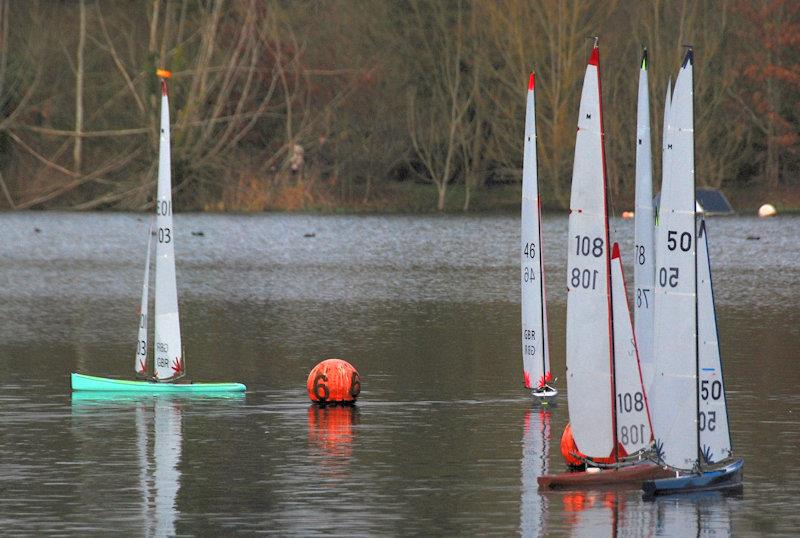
top-left (658, 267), bottom-right (679, 287)
top-left (667, 230), bottom-right (692, 252)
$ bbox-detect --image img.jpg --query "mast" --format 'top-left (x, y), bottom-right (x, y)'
top-left (154, 69), bottom-right (183, 381)
top-left (688, 46), bottom-right (700, 469)
top-left (593, 39), bottom-right (619, 460)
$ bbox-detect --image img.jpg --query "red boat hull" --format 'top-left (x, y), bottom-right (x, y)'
top-left (538, 463), bottom-right (673, 490)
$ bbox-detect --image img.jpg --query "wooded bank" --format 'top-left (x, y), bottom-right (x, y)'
top-left (0, 1), bottom-right (797, 212)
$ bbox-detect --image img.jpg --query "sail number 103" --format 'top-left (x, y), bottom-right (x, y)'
top-left (156, 201), bottom-right (172, 216)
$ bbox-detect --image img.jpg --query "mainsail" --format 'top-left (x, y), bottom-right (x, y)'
top-left (651, 49), bottom-right (697, 470)
top-left (154, 75), bottom-right (183, 381)
top-left (566, 44), bottom-right (614, 458)
top-left (634, 49), bottom-right (655, 393)
top-left (697, 220), bottom-right (732, 463)
top-left (135, 224), bottom-right (153, 376)
top-left (521, 72), bottom-right (551, 390)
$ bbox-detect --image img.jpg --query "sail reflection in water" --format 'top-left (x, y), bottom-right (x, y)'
top-left (307, 405), bottom-right (358, 475)
top-left (520, 408), bottom-right (551, 537)
top-left (135, 398), bottom-right (182, 537)
top-left (71, 394), bottom-right (183, 536)
top-left (559, 489), bottom-right (735, 536)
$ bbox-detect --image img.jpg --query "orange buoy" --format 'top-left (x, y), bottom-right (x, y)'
top-left (306, 358), bottom-right (361, 404)
top-left (621, 210), bottom-right (635, 220)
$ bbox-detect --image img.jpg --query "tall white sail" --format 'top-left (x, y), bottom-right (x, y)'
top-left (566, 44), bottom-right (614, 458)
top-left (135, 225), bottom-right (153, 376)
top-left (651, 49), bottom-right (697, 470)
top-left (697, 220), bottom-right (732, 463)
top-left (611, 243), bottom-right (653, 455)
top-left (521, 72), bottom-right (550, 390)
top-left (634, 49), bottom-right (655, 393)
top-left (154, 76), bottom-right (183, 381)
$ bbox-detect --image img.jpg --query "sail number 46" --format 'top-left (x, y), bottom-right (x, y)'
top-left (523, 242), bottom-right (536, 259)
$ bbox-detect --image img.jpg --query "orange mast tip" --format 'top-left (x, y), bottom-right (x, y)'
top-left (156, 69), bottom-right (172, 79)
top-left (528, 72), bottom-right (535, 90)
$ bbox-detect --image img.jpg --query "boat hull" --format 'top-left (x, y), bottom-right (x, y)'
top-left (532, 385), bottom-right (558, 402)
top-left (71, 373), bottom-right (246, 393)
top-left (538, 462), bottom-right (672, 490)
top-left (642, 458), bottom-right (743, 499)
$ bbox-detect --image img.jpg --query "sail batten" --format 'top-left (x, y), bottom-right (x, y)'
top-left (521, 72), bottom-right (550, 390)
top-left (154, 77), bottom-right (183, 381)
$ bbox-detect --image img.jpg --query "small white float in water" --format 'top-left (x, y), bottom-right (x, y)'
top-left (758, 203), bottom-right (777, 218)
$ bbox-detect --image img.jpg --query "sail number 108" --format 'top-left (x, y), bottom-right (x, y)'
top-left (574, 235), bottom-right (603, 257)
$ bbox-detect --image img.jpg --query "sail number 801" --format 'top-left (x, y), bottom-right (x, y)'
top-left (571, 268), bottom-right (599, 290)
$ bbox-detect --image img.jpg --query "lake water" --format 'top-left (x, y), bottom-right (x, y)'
top-left (0, 212), bottom-right (798, 535)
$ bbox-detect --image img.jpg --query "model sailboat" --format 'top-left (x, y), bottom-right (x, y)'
top-left (643, 48), bottom-right (742, 497)
top-left (71, 69), bottom-right (245, 393)
top-left (539, 42), bottom-right (668, 489)
top-left (521, 71), bottom-right (556, 401)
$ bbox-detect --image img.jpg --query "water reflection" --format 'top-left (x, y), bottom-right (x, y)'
top-left (307, 405), bottom-right (359, 476)
top-left (556, 488), bottom-right (735, 536)
top-left (520, 407), bottom-right (552, 537)
top-left (70, 394), bottom-right (195, 536)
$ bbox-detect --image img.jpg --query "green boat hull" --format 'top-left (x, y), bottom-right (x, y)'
top-left (71, 373), bottom-right (246, 393)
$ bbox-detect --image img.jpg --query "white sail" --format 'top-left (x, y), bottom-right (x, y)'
top-left (566, 45), bottom-right (614, 458)
top-left (154, 76), bottom-right (183, 381)
top-left (135, 225), bottom-right (153, 376)
top-left (651, 49), bottom-right (697, 470)
top-left (521, 72), bottom-right (550, 390)
top-left (634, 49), bottom-right (655, 394)
top-left (611, 243), bottom-right (653, 455)
top-left (697, 220), bottom-right (732, 463)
